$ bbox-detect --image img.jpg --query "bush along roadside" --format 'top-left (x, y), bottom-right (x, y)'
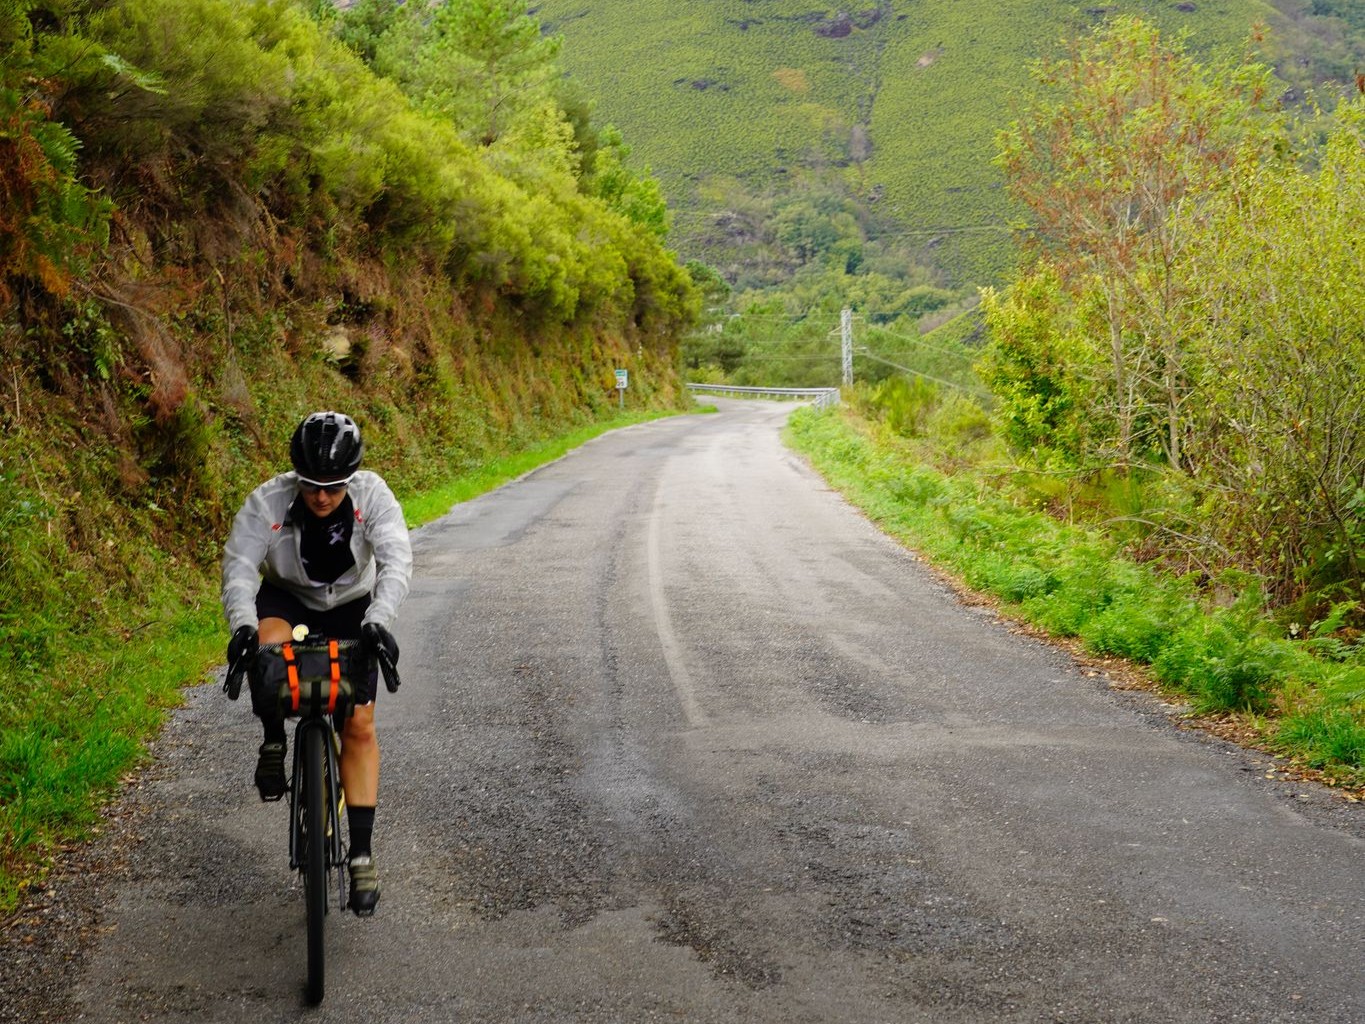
top-left (0, 408), bottom-right (684, 914)
top-left (785, 405), bottom-right (1365, 792)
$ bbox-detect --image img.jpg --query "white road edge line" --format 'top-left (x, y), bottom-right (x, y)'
top-left (647, 480), bottom-right (708, 729)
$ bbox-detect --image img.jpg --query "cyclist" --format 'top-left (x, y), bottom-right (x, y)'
top-left (221, 411), bottom-right (412, 915)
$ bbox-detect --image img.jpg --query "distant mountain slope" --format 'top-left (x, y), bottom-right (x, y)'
top-left (540, 1), bottom-right (891, 214)
top-left (537, 0), bottom-right (1357, 287)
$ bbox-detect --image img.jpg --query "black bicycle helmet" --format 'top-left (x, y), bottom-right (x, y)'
top-left (290, 411), bottom-right (363, 481)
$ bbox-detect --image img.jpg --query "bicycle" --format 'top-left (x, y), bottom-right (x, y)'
top-left (226, 631), bottom-right (400, 1005)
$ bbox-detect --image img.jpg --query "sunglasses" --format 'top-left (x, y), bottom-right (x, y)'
top-left (297, 473), bottom-right (354, 496)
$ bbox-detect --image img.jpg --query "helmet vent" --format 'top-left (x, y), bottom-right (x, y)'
top-left (290, 411), bottom-right (363, 479)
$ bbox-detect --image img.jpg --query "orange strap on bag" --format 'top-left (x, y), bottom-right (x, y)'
top-left (283, 642), bottom-right (301, 713)
top-left (328, 639), bottom-right (341, 713)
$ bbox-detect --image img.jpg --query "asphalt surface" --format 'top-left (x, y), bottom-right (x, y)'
top-left (4, 398), bottom-right (1363, 1023)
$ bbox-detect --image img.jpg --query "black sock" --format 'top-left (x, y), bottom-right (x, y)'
top-left (348, 805), bottom-right (375, 859)
top-left (262, 719), bottom-right (286, 745)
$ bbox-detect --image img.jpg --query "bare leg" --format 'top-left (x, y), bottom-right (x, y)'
top-left (340, 703), bottom-right (379, 806)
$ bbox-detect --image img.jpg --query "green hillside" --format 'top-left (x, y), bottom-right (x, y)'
top-left (538, 0), bottom-right (1361, 287)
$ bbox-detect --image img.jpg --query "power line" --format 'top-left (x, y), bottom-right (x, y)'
top-left (694, 325), bottom-right (982, 368)
top-left (736, 354), bottom-right (839, 362)
top-left (703, 307), bottom-right (983, 333)
top-left (695, 306), bottom-right (994, 398)
top-left (862, 323), bottom-right (979, 364)
top-left (856, 348), bottom-right (994, 402)
top-left (712, 313), bottom-right (842, 324)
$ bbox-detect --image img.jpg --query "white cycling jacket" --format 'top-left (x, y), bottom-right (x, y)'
top-left (221, 470), bottom-right (412, 633)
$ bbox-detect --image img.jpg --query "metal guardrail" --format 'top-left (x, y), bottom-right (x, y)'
top-left (685, 383), bottom-right (841, 409)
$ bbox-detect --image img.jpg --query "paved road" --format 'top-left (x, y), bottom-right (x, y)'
top-left (6, 399), bottom-right (1363, 1022)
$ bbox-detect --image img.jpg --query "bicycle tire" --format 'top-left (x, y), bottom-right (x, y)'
top-left (303, 725), bottom-right (328, 1005)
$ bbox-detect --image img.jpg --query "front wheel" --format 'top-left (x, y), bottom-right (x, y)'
top-left (303, 726), bottom-right (328, 1004)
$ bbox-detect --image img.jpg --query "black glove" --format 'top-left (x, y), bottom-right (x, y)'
top-left (224, 625), bottom-right (258, 700)
top-left (361, 622), bottom-right (399, 663)
top-left (361, 622), bottom-right (401, 692)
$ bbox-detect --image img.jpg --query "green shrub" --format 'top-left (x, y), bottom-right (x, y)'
top-left (1277, 705), bottom-right (1365, 770)
top-left (873, 375), bottom-right (939, 438)
top-left (1080, 589), bottom-right (1193, 664)
top-left (886, 466), bottom-right (945, 507)
top-left (1153, 604), bottom-right (1287, 714)
top-left (928, 392), bottom-right (993, 447)
top-left (989, 560), bottom-right (1057, 604)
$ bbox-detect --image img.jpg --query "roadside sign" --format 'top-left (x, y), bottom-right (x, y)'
top-left (615, 369), bottom-right (628, 390)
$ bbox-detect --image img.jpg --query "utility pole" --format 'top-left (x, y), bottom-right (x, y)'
top-left (841, 307), bottom-right (853, 387)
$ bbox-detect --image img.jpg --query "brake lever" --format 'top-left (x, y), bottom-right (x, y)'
top-left (377, 648), bottom-right (401, 694)
top-left (224, 656), bottom-right (247, 700)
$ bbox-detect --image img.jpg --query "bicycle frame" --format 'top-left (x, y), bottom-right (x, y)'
top-left (226, 633), bottom-right (396, 1006)
top-left (245, 635), bottom-right (365, 1005)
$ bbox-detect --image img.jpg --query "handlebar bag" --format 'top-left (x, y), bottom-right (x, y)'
top-left (250, 640), bottom-right (360, 719)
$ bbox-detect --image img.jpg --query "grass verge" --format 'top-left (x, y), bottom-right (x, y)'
top-left (0, 598), bottom-right (223, 911)
top-left (0, 407), bottom-right (687, 912)
top-left (785, 405), bottom-right (1365, 793)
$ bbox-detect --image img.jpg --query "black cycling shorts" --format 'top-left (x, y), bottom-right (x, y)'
top-left (255, 580), bottom-right (379, 705)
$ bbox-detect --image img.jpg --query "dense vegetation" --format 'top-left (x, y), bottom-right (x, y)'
top-left (538, 0), bottom-right (1364, 290)
top-left (783, 17), bottom-right (1365, 784)
top-left (985, 17), bottom-right (1365, 615)
top-left (0, 0), bottom-right (696, 906)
